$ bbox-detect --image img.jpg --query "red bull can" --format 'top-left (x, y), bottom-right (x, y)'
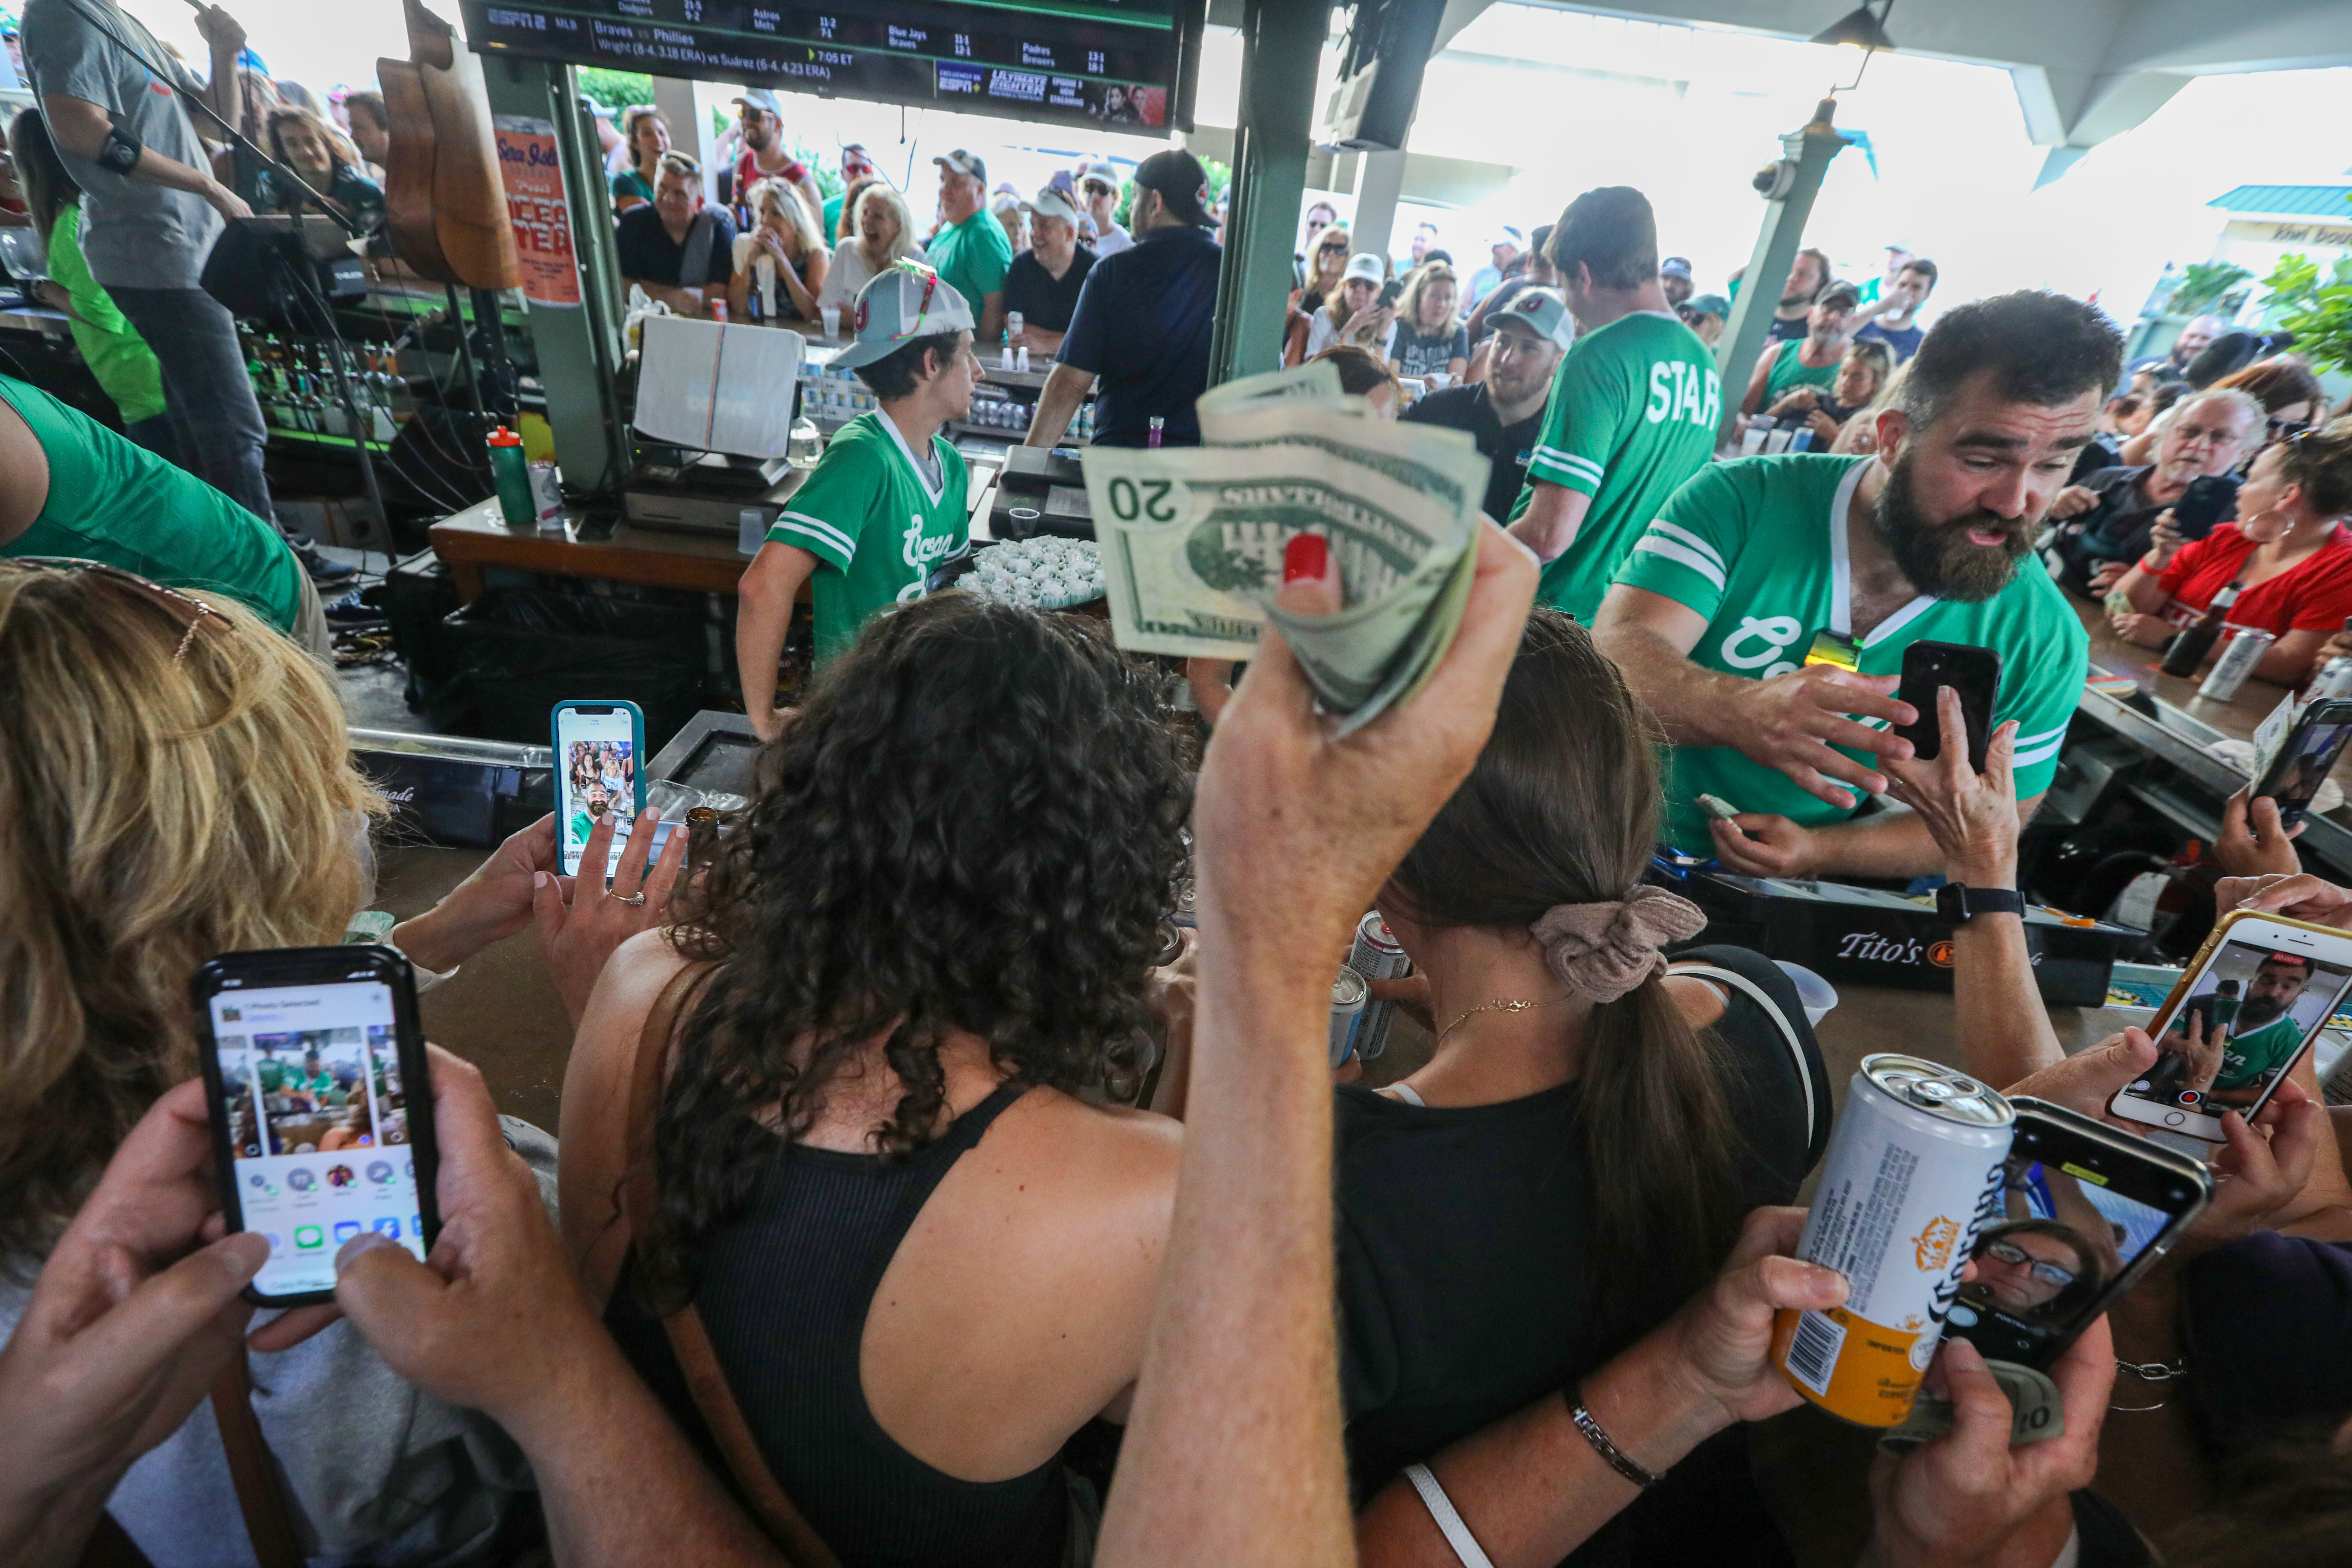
top-left (1771, 1055), bottom-right (2014, 1426)
top-left (1346, 912), bottom-right (1412, 1061)
top-left (1330, 966), bottom-right (1367, 1069)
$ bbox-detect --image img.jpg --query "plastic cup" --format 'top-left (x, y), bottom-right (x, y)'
top-left (1772, 960), bottom-right (1840, 1028)
top-left (1007, 506), bottom-right (1041, 539)
top-left (820, 303), bottom-right (841, 340)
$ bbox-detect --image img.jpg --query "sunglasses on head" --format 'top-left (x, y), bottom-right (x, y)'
top-left (1982, 1239), bottom-right (2076, 1288)
top-left (2272, 417), bottom-right (2313, 439)
top-left (12, 557), bottom-right (240, 665)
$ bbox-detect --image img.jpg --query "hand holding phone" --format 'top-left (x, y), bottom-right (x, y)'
top-left (2249, 698), bottom-right (2352, 829)
top-left (2108, 909), bottom-right (2352, 1141)
top-left (2168, 474), bottom-right (2239, 542)
top-left (194, 947), bottom-right (440, 1306)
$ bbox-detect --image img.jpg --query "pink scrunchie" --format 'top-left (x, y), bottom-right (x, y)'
top-left (1529, 886), bottom-right (1708, 1002)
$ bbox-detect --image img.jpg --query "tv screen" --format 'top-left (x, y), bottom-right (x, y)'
top-left (461, 0), bottom-right (1190, 133)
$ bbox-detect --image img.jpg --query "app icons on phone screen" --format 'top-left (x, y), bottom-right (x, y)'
top-left (294, 1225), bottom-right (324, 1251)
top-left (332, 1220), bottom-right (360, 1245)
top-left (372, 1217), bottom-right (401, 1240)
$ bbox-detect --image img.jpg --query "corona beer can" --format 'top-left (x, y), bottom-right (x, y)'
top-left (1771, 1055), bottom-right (2014, 1426)
top-left (1346, 912), bottom-right (1413, 1061)
top-left (1329, 966), bottom-right (1368, 1070)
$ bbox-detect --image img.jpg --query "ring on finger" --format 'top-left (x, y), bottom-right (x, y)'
top-left (616, 891), bottom-right (648, 907)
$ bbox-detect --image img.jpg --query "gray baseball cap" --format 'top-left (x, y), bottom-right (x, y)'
top-left (831, 262), bottom-right (976, 372)
top-left (1491, 286), bottom-right (1575, 351)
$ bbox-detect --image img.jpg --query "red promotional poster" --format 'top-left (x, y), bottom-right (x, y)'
top-left (493, 115), bottom-right (580, 308)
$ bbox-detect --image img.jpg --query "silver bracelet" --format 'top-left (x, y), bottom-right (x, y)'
top-left (1567, 1388), bottom-right (1662, 1490)
top-left (2116, 1355), bottom-right (2188, 1382)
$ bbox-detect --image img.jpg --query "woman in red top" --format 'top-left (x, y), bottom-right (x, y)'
top-left (2111, 422), bottom-right (2352, 686)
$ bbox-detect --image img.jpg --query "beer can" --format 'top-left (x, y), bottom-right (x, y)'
top-left (1771, 1055), bottom-right (2014, 1426)
top-left (684, 805), bottom-right (719, 872)
top-left (2311, 654), bottom-right (2352, 704)
top-left (2198, 626), bottom-right (2274, 702)
top-left (1330, 966), bottom-right (1368, 1069)
top-left (1346, 911), bottom-right (1412, 1061)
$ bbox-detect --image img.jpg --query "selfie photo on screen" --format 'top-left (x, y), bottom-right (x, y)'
top-left (562, 736), bottom-right (638, 867)
top-left (1949, 1150), bottom-right (2168, 1346)
top-left (2123, 943), bottom-right (2352, 1113)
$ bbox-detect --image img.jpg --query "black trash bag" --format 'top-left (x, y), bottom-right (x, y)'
top-left (435, 588), bottom-right (708, 752)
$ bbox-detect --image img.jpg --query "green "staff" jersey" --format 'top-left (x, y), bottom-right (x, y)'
top-left (1615, 453), bottom-right (2088, 852)
top-left (769, 411), bottom-right (970, 664)
top-left (1510, 310), bottom-right (1719, 624)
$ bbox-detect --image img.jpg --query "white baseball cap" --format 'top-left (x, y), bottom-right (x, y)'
top-left (1342, 252), bottom-right (1386, 286)
top-left (1023, 186), bottom-right (1084, 225)
top-left (1491, 286), bottom-right (1576, 351)
top-left (831, 262), bottom-right (976, 371)
top-left (1078, 159), bottom-right (1120, 191)
top-left (934, 148), bottom-right (988, 186)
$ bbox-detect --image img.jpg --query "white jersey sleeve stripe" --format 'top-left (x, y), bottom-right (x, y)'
top-left (1644, 519), bottom-right (1725, 572)
top-left (1631, 534), bottom-right (1727, 592)
top-left (775, 511), bottom-right (858, 560)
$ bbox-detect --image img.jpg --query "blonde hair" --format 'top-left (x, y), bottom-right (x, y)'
top-left (746, 175), bottom-right (828, 258)
top-left (0, 564), bottom-right (381, 1262)
top-left (1397, 260), bottom-right (1461, 337)
top-left (851, 181), bottom-right (922, 267)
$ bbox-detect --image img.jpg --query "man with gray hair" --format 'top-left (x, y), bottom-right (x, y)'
top-left (2043, 385), bottom-right (2262, 596)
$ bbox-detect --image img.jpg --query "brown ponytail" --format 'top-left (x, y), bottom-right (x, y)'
top-left (1386, 610), bottom-right (1750, 1352)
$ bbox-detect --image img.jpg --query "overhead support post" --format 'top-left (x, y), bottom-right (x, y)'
top-left (480, 57), bottom-right (633, 497)
top-left (1350, 148), bottom-right (1408, 272)
top-left (1715, 98), bottom-right (1847, 422)
top-left (1207, 0), bottom-right (1326, 387)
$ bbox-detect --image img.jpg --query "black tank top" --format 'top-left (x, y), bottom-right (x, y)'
top-left (606, 1081), bottom-right (1066, 1568)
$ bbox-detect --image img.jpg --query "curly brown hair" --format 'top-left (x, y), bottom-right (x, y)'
top-left (641, 592), bottom-right (1191, 1308)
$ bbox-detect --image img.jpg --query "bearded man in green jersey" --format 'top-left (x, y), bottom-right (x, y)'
top-left (1594, 291), bottom-right (2117, 878)
top-left (1507, 186), bottom-right (1720, 624)
top-left (2208, 953), bottom-right (2321, 1106)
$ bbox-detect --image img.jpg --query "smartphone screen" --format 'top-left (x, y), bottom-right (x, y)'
top-left (2115, 921), bottom-right (2352, 1138)
top-left (1893, 641), bottom-right (2000, 773)
top-left (556, 703), bottom-right (643, 878)
top-left (208, 975), bottom-right (427, 1299)
top-left (1943, 1104), bottom-right (2207, 1368)
top-left (2255, 702), bottom-right (2352, 826)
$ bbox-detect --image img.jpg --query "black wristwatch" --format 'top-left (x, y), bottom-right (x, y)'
top-left (1937, 883), bottom-right (2026, 923)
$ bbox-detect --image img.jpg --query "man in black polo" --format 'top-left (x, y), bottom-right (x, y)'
top-left (1024, 149), bottom-right (1222, 449)
top-left (1404, 286), bottom-right (1574, 522)
top-left (616, 154), bottom-right (735, 319)
top-left (1002, 183), bottom-right (1094, 358)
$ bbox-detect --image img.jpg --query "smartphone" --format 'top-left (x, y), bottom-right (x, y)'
top-left (2252, 698), bottom-right (2352, 828)
top-left (1377, 276), bottom-right (1402, 308)
top-left (553, 700), bottom-right (648, 880)
top-left (2108, 908), bottom-right (2352, 1140)
top-left (192, 946), bottom-right (441, 1306)
top-left (1942, 1099), bottom-right (2210, 1369)
top-left (2170, 474), bottom-right (2240, 541)
top-left (1893, 640), bottom-right (2001, 774)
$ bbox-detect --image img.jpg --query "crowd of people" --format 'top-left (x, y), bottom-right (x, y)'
top-left (7, 17), bottom-right (2352, 1568)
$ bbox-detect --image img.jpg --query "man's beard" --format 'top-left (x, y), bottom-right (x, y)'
top-left (2237, 993), bottom-right (2290, 1028)
top-left (1872, 453), bottom-right (2032, 603)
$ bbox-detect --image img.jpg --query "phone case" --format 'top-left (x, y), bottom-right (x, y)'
top-left (1893, 642), bottom-right (2000, 772)
top-left (2254, 700), bottom-right (2352, 824)
top-left (552, 700), bottom-right (649, 873)
top-left (190, 946), bottom-right (442, 1307)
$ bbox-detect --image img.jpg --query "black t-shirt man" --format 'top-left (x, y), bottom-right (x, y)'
top-left (1404, 382), bottom-right (1546, 523)
top-left (1057, 222), bottom-right (1221, 447)
top-left (615, 203), bottom-right (736, 288)
top-left (1001, 244), bottom-right (1096, 333)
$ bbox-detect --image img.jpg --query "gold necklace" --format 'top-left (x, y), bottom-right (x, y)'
top-left (1436, 996), bottom-right (1557, 1047)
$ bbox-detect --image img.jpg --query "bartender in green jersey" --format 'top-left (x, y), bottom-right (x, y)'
top-left (1505, 186), bottom-right (1719, 625)
top-left (1737, 281), bottom-right (1859, 418)
top-left (1592, 291), bottom-right (2118, 878)
top-left (736, 262), bottom-right (979, 738)
top-left (2210, 953), bottom-right (2322, 1104)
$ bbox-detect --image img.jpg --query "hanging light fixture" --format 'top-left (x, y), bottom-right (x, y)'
top-left (1812, 0), bottom-right (1895, 93)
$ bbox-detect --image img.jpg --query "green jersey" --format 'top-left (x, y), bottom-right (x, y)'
top-left (0, 376), bottom-right (304, 634)
top-left (1615, 454), bottom-right (2088, 851)
top-left (770, 411), bottom-right (970, 663)
top-left (2216, 1013), bottom-right (2306, 1091)
top-left (254, 1056), bottom-right (287, 1094)
top-left (1761, 339), bottom-right (1837, 403)
top-left (926, 209), bottom-right (1012, 320)
top-left (1510, 311), bottom-right (1719, 624)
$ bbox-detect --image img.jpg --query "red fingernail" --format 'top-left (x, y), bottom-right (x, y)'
top-left (1283, 532), bottom-right (1330, 584)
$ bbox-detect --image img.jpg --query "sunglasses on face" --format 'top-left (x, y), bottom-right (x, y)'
top-left (1982, 1239), bottom-right (2076, 1288)
top-left (2271, 417), bottom-right (2312, 440)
